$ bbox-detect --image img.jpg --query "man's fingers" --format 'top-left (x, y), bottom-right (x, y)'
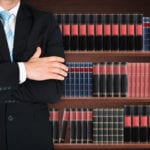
top-left (31, 47), bottom-right (42, 59)
top-left (48, 56), bottom-right (65, 62)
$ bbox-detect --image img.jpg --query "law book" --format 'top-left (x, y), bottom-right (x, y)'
top-left (98, 108), bottom-right (103, 143)
top-left (70, 14), bottom-right (79, 50)
top-left (100, 62), bottom-right (107, 97)
top-left (113, 108), bottom-right (118, 143)
top-left (135, 14), bottom-right (143, 50)
top-left (145, 63), bottom-right (150, 97)
top-left (87, 14), bottom-right (95, 50)
top-left (76, 108), bottom-right (82, 143)
top-left (103, 14), bottom-right (111, 51)
top-left (59, 108), bottom-right (70, 143)
top-left (143, 17), bottom-right (150, 51)
top-left (119, 14), bottom-right (128, 50)
top-left (140, 63), bottom-right (145, 97)
top-left (51, 108), bottom-right (59, 143)
top-left (81, 108), bottom-right (87, 143)
top-left (118, 108), bottom-right (124, 143)
top-left (70, 108), bottom-right (76, 143)
top-left (113, 62), bottom-right (121, 97)
top-left (131, 105), bottom-right (140, 142)
top-left (63, 14), bottom-right (70, 50)
top-left (139, 105), bottom-right (148, 142)
top-left (106, 62), bottom-right (114, 97)
top-left (92, 108), bottom-right (99, 143)
top-left (87, 108), bottom-right (93, 143)
top-left (103, 108), bottom-right (108, 143)
top-left (136, 63), bottom-right (141, 97)
top-left (108, 108), bottom-right (113, 143)
top-left (92, 63), bottom-right (100, 97)
top-left (120, 62), bottom-right (128, 97)
top-left (95, 14), bottom-right (103, 50)
top-left (128, 63), bottom-right (132, 97)
top-left (79, 14), bottom-right (87, 50)
top-left (124, 105), bottom-right (132, 142)
top-left (127, 14), bottom-right (135, 51)
top-left (111, 14), bottom-right (119, 50)
top-left (131, 63), bottom-right (136, 97)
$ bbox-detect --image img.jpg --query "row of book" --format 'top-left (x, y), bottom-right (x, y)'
top-left (64, 62), bottom-right (93, 97)
top-left (64, 62), bottom-right (150, 97)
top-left (124, 105), bottom-right (150, 143)
top-left (49, 105), bottom-right (150, 144)
top-left (49, 108), bottom-right (93, 143)
top-left (54, 13), bottom-right (144, 51)
top-left (93, 108), bottom-right (124, 144)
top-left (143, 17), bottom-right (150, 50)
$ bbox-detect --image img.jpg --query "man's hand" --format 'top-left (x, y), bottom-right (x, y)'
top-left (24, 47), bottom-right (68, 81)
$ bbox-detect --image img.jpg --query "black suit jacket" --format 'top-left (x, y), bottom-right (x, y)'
top-left (0, 1), bottom-right (64, 150)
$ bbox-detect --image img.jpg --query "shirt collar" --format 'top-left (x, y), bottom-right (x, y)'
top-left (0, 1), bottom-right (20, 17)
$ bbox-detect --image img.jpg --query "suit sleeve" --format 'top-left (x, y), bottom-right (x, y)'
top-left (0, 63), bottom-right (19, 102)
top-left (12, 14), bottom-right (65, 104)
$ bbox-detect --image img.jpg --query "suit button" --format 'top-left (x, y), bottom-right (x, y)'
top-left (8, 115), bottom-right (14, 122)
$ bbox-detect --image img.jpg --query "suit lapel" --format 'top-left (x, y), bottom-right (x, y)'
top-left (0, 21), bottom-right (11, 62)
top-left (13, 1), bottom-right (32, 62)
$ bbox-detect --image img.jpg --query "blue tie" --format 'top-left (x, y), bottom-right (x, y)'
top-left (0, 11), bottom-right (14, 62)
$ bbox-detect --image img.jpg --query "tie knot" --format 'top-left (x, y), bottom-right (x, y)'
top-left (0, 11), bottom-right (11, 25)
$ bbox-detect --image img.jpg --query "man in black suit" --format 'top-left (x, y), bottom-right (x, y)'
top-left (0, 0), bottom-right (68, 149)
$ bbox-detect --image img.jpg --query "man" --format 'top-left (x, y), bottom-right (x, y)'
top-left (0, 0), bottom-right (68, 150)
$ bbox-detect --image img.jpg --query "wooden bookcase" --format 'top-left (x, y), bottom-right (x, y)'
top-left (25, 0), bottom-right (150, 149)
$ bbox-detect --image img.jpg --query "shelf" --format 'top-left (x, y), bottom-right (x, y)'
top-left (54, 143), bottom-right (150, 150)
top-left (65, 51), bottom-right (150, 62)
top-left (49, 97), bottom-right (150, 108)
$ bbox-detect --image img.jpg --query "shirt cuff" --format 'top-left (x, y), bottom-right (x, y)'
top-left (17, 62), bottom-right (27, 84)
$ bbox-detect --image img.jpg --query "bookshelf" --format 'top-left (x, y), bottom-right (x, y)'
top-left (25, 0), bottom-right (150, 149)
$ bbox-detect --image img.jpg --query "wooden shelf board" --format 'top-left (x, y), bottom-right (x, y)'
top-left (65, 51), bottom-right (150, 62)
top-left (54, 143), bottom-right (150, 149)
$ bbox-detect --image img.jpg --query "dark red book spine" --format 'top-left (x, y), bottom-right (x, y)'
top-left (76, 108), bottom-right (82, 143)
top-left (124, 105), bottom-right (131, 142)
top-left (119, 14), bottom-right (127, 50)
top-left (121, 62), bottom-right (128, 97)
top-left (127, 14), bottom-right (135, 51)
top-left (113, 62), bottom-right (121, 97)
top-left (140, 63), bottom-right (145, 97)
top-left (81, 108), bottom-right (87, 143)
top-left (106, 62), bottom-right (114, 97)
top-left (103, 14), bottom-right (111, 51)
top-left (59, 108), bottom-right (70, 143)
top-left (87, 14), bottom-right (95, 50)
top-left (140, 105), bottom-right (148, 142)
top-left (100, 62), bottom-right (107, 97)
top-left (70, 108), bottom-right (76, 143)
top-left (111, 14), bottom-right (119, 50)
top-left (135, 14), bottom-right (143, 51)
top-left (128, 63), bottom-right (132, 97)
top-left (70, 14), bottom-right (79, 50)
top-left (87, 108), bottom-right (93, 143)
top-left (53, 108), bottom-right (59, 143)
top-left (131, 106), bottom-right (140, 142)
top-left (95, 14), bottom-right (103, 50)
top-left (136, 63), bottom-right (141, 97)
top-left (63, 14), bottom-right (70, 50)
top-left (79, 14), bottom-right (87, 50)
top-left (92, 63), bottom-right (100, 97)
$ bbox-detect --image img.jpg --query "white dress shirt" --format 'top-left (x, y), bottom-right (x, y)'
top-left (0, 1), bottom-right (26, 84)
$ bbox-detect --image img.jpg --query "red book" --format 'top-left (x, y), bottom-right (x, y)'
top-left (136, 63), bottom-right (141, 97)
top-left (140, 63), bottom-right (145, 97)
top-left (144, 63), bottom-right (150, 97)
top-left (131, 63), bottom-right (136, 97)
top-left (128, 63), bottom-right (132, 97)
